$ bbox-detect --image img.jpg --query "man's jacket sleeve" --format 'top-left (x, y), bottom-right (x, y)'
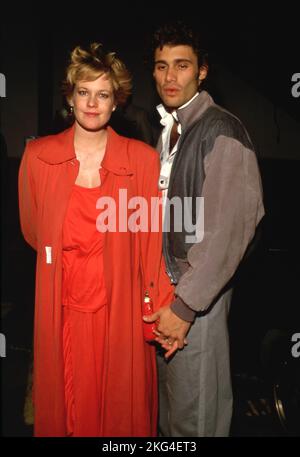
top-left (174, 135), bottom-right (265, 312)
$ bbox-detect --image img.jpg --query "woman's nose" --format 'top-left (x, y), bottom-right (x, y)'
top-left (87, 95), bottom-right (97, 106)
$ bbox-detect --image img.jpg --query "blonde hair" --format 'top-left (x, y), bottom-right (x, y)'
top-left (63, 42), bottom-right (132, 106)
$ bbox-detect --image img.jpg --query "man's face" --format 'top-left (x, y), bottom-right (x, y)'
top-left (153, 45), bottom-right (205, 109)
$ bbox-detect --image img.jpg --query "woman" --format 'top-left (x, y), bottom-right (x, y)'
top-left (18, 43), bottom-right (173, 437)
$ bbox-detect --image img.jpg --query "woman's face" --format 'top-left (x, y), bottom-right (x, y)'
top-left (70, 73), bottom-right (116, 132)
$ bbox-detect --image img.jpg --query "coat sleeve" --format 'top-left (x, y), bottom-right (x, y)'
top-left (18, 143), bottom-right (38, 250)
top-left (133, 143), bottom-right (174, 309)
top-left (174, 135), bottom-right (265, 312)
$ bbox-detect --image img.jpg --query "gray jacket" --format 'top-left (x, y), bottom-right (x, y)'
top-left (157, 91), bottom-right (265, 320)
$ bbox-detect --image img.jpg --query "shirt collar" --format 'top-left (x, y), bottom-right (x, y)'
top-left (157, 104), bottom-right (175, 127)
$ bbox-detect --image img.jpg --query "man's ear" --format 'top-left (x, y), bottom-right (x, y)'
top-left (198, 64), bottom-right (208, 84)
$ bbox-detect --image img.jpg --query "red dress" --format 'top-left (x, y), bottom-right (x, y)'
top-left (62, 184), bottom-right (108, 436)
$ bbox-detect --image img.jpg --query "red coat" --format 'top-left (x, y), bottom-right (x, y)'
top-left (18, 125), bottom-right (174, 437)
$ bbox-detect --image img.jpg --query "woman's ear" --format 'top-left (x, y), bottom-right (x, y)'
top-left (66, 96), bottom-right (73, 108)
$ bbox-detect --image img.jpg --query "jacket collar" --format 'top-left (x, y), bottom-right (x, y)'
top-left (37, 124), bottom-right (76, 164)
top-left (176, 90), bottom-right (214, 131)
top-left (37, 124), bottom-right (132, 176)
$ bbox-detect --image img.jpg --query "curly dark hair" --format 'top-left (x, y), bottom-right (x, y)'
top-left (149, 20), bottom-right (208, 69)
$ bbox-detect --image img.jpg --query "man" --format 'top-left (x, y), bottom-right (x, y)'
top-left (143, 21), bottom-right (265, 436)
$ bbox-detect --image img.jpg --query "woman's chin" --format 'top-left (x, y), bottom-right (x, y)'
top-left (75, 119), bottom-right (108, 133)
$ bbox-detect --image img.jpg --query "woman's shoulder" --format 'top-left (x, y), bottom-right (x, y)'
top-left (24, 128), bottom-right (73, 162)
top-left (126, 136), bottom-right (159, 163)
top-left (126, 138), bottom-right (160, 176)
top-left (26, 128), bottom-right (70, 149)
top-left (109, 126), bottom-right (159, 168)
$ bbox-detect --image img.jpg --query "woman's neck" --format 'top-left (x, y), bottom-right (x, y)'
top-left (74, 123), bottom-right (108, 156)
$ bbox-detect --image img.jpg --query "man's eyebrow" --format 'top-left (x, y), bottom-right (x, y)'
top-left (154, 58), bottom-right (193, 65)
top-left (174, 58), bottom-right (193, 64)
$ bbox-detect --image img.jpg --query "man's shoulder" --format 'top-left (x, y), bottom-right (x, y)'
top-left (201, 105), bottom-right (244, 133)
top-left (196, 105), bottom-right (253, 148)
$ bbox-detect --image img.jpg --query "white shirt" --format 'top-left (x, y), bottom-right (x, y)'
top-left (157, 92), bottom-right (199, 215)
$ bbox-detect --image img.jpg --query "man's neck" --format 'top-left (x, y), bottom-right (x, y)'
top-left (167, 92), bottom-right (200, 113)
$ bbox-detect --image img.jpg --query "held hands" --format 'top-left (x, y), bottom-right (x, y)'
top-left (143, 305), bottom-right (191, 359)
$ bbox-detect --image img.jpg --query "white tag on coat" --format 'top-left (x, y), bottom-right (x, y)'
top-left (45, 246), bottom-right (52, 264)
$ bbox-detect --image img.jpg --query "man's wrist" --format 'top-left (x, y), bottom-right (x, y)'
top-left (171, 296), bottom-right (196, 322)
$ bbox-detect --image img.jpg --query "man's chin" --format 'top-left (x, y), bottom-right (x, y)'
top-left (162, 99), bottom-right (181, 110)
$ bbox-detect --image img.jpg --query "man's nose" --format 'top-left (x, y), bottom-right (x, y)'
top-left (165, 67), bottom-right (177, 82)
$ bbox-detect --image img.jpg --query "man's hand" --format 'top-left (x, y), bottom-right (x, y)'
top-left (143, 305), bottom-right (191, 358)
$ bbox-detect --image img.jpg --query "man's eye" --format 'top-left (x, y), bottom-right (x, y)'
top-left (156, 65), bottom-right (167, 71)
top-left (178, 64), bottom-right (188, 69)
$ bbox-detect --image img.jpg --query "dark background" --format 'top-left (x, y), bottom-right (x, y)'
top-left (1, 2), bottom-right (299, 437)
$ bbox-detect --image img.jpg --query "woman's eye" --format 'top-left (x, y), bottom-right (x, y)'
top-left (78, 90), bottom-right (87, 96)
top-left (98, 93), bottom-right (109, 99)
